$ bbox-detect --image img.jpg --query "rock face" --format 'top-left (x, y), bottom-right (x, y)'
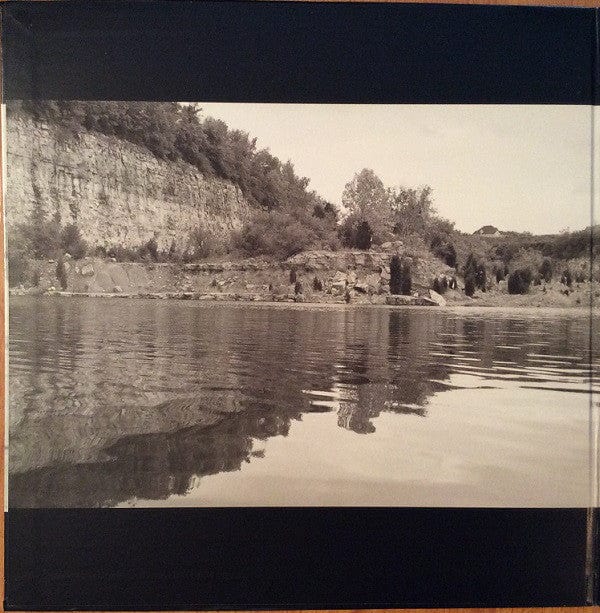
top-left (5, 116), bottom-right (250, 251)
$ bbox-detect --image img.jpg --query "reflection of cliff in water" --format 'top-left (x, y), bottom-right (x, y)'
top-left (9, 406), bottom-right (297, 508)
top-left (10, 298), bottom-right (591, 507)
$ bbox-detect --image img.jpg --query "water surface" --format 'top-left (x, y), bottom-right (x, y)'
top-left (7, 296), bottom-right (598, 508)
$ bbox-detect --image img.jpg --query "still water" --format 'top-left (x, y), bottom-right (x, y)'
top-left (7, 296), bottom-right (598, 508)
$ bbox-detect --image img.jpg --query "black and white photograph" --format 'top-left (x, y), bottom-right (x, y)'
top-left (4, 100), bottom-right (598, 509)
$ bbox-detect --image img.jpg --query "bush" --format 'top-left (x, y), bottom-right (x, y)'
top-left (432, 276), bottom-right (448, 295)
top-left (189, 227), bottom-right (219, 259)
top-left (312, 277), bottom-right (323, 291)
top-left (464, 253), bottom-right (487, 291)
top-left (294, 281), bottom-right (303, 295)
top-left (355, 221), bottom-right (373, 250)
top-left (431, 237), bottom-right (457, 268)
top-left (7, 239), bottom-right (29, 287)
top-left (507, 268), bottom-right (533, 294)
top-left (464, 275), bottom-right (476, 297)
top-left (56, 257), bottom-right (68, 290)
top-left (60, 224), bottom-right (87, 259)
top-left (139, 237), bottom-right (159, 261)
top-left (561, 269), bottom-right (573, 287)
top-left (390, 255), bottom-right (402, 295)
top-left (540, 257), bottom-right (553, 282)
top-left (289, 269), bottom-right (297, 284)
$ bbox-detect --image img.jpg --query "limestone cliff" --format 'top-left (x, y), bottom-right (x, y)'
top-left (5, 116), bottom-right (250, 251)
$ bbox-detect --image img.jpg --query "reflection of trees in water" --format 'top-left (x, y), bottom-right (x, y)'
top-left (333, 310), bottom-right (451, 434)
top-left (10, 299), bottom-right (592, 507)
top-left (9, 407), bottom-right (296, 508)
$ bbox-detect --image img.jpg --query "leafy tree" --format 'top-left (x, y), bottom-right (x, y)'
top-left (342, 169), bottom-right (393, 244)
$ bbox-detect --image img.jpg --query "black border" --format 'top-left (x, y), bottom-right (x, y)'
top-left (2, 1), bottom-right (598, 609)
top-left (4, 508), bottom-right (591, 609)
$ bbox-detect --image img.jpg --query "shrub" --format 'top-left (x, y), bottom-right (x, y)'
top-left (561, 269), bottom-right (573, 287)
top-left (139, 237), bottom-right (159, 261)
top-left (312, 277), bottom-right (323, 291)
top-left (432, 276), bottom-right (448, 295)
top-left (56, 257), bottom-right (68, 290)
top-left (294, 281), bottom-right (303, 295)
top-left (431, 237), bottom-right (457, 268)
top-left (464, 253), bottom-right (487, 291)
top-left (60, 224), bottom-right (87, 259)
top-left (390, 255), bottom-right (402, 295)
top-left (289, 269), bottom-right (297, 284)
top-left (507, 268), bottom-right (533, 294)
top-left (189, 227), bottom-right (219, 259)
top-left (400, 260), bottom-right (412, 295)
top-left (7, 239), bottom-right (29, 287)
top-left (355, 220), bottom-right (373, 250)
top-left (540, 257), bottom-right (553, 283)
top-left (464, 275), bottom-right (476, 297)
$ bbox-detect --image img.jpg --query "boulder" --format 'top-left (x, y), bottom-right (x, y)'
top-left (428, 289), bottom-right (447, 306)
top-left (113, 285), bottom-right (123, 293)
top-left (80, 263), bottom-right (94, 276)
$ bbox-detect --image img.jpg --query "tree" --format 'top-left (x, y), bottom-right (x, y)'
top-left (391, 185), bottom-right (434, 237)
top-left (464, 275), bottom-right (476, 297)
top-left (507, 268), bottom-right (533, 294)
top-left (464, 253), bottom-right (487, 291)
top-left (390, 255), bottom-right (402, 295)
top-left (355, 221), bottom-right (373, 250)
top-left (56, 257), bottom-right (68, 290)
top-left (60, 224), bottom-right (87, 259)
top-left (341, 169), bottom-right (393, 244)
top-left (540, 257), bottom-right (553, 282)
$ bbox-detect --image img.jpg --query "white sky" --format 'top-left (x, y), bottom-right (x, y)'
top-left (197, 103), bottom-right (593, 235)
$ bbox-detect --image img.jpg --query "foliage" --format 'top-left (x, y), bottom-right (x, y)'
top-left (540, 257), bottom-right (553, 282)
top-left (430, 234), bottom-right (457, 268)
top-left (507, 268), bottom-right (533, 294)
top-left (464, 275), bottom-right (476, 297)
top-left (10, 100), bottom-right (326, 222)
top-left (561, 269), bottom-right (573, 287)
top-left (55, 257), bottom-right (68, 290)
top-left (60, 224), bottom-right (87, 259)
top-left (432, 276), bottom-right (448, 295)
top-left (138, 237), bottom-right (159, 261)
top-left (342, 169), bottom-right (393, 244)
top-left (294, 281), bottom-right (303, 295)
top-left (390, 255), bottom-right (412, 295)
top-left (289, 269), bottom-right (297, 284)
top-left (7, 231), bottom-right (30, 287)
top-left (188, 227), bottom-right (220, 259)
top-left (312, 276), bottom-right (323, 291)
top-left (463, 253), bottom-right (487, 291)
top-left (355, 221), bottom-right (373, 250)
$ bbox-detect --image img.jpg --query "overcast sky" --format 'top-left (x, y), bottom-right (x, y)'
top-left (198, 103), bottom-right (592, 235)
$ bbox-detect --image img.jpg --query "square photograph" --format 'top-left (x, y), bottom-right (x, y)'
top-left (4, 101), bottom-right (597, 510)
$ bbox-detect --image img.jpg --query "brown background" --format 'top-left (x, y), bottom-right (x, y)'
top-left (0, 0), bottom-right (598, 612)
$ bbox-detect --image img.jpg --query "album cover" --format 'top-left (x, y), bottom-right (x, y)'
top-left (1, 0), bottom-right (598, 609)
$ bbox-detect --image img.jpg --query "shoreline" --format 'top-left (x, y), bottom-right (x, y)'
top-left (9, 288), bottom-right (596, 312)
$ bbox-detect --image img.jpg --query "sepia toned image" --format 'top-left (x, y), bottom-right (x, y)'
top-left (4, 100), bottom-right (598, 509)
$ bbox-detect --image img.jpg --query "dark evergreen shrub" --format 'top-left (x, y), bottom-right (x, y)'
top-left (540, 257), bottom-right (553, 282)
top-left (56, 258), bottom-right (68, 290)
top-left (355, 221), bottom-right (373, 250)
top-left (312, 277), bottom-right (323, 291)
top-left (289, 269), bottom-right (297, 284)
top-left (294, 281), bottom-right (303, 295)
top-left (464, 275), bottom-right (476, 297)
top-left (507, 268), bottom-right (533, 294)
top-left (389, 255), bottom-right (402, 295)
